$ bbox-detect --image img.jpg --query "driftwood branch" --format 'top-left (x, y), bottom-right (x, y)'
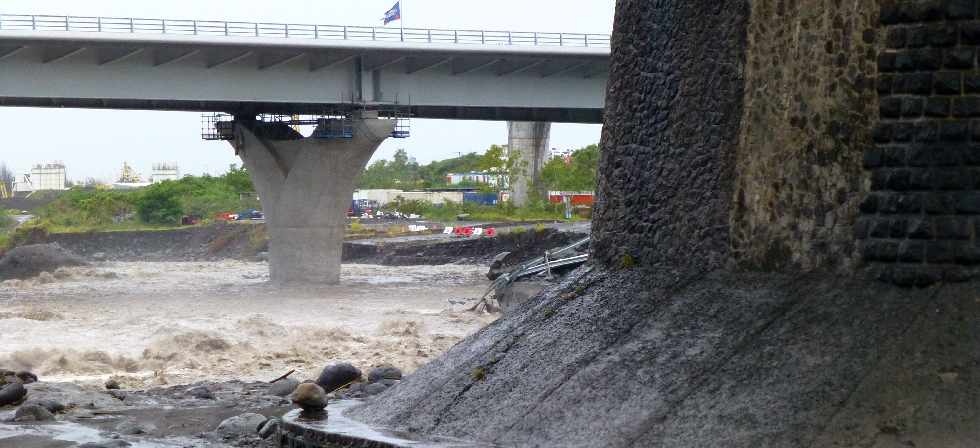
top-left (269, 369), bottom-right (296, 384)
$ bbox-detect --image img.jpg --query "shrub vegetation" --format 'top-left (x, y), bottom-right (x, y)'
top-left (33, 164), bottom-right (257, 232)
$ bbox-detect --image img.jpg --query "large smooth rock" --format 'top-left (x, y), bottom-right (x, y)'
top-left (216, 413), bottom-right (267, 439)
top-left (316, 363), bottom-right (362, 392)
top-left (15, 371), bottom-right (37, 384)
top-left (368, 366), bottom-right (402, 383)
top-left (290, 383), bottom-right (327, 412)
top-left (0, 382), bottom-right (27, 406)
top-left (268, 378), bottom-right (300, 397)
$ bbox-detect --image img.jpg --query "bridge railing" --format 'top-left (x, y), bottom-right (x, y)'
top-left (0, 14), bottom-right (611, 48)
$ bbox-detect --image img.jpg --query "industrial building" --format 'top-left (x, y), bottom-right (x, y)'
top-left (353, 189), bottom-right (465, 206)
top-left (12, 162), bottom-right (69, 194)
top-left (151, 163), bottom-right (180, 183)
top-left (31, 162), bottom-right (68, 190)
top-left (445, 171), bottom-right (507, 187)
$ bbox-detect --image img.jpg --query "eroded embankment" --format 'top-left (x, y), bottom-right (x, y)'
top-left (349, 269), bottom-right (980, 447)
top-left (346, 227), bottom-right (584, 266)
top-left (42, 223), bottom-right (585, 266)
top-left (44, 223), bottom-right (268, 261)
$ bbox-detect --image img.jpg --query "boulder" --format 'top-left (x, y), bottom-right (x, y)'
top-left (186, 385), bottom-right (214, 400)
top-left (15, 371), bottom-right (37, 384)
top-left (290, 383), bottom-right (327, 412)
top-left (0, 382), bottom-right (27, 406)
top-left (368, 365), bottom-right (403, 383)
top-left (268, 378), bottom-right (300, 397)
top-left (216, 413), bottom-right (267, 439)
top-left (316, 363), bottom-right (361, 392)
top-left (14, 404), bottom-right (55, 422)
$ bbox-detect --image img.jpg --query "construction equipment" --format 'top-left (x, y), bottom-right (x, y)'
top-left (0, 182), bottom-right (9, 199)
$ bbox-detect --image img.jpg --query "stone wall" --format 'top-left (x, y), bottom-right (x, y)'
top-left (350, 2), bottom-right (980, 446)
top-left (592, 0), bottom-right (881, 275)
top-left (594, 0), bottom-right (979, 285)
top-left (730, 0), bottom-right (880, 272)
top-left (858, 0), bottom-right (980, 285)
top-left (591, 2), bottom-right (749, 274)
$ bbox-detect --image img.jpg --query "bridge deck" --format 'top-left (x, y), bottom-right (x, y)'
top-left (0, 13), bottom-right (610, 50)
top-left (0, 16), bottom-right (608, 122)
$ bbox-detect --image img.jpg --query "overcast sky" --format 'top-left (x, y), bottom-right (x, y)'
top-left (0, 0), bottom-right (613, 182)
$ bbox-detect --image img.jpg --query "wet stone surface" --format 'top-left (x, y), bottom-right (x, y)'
top-left (0, 380), bottom-right (295, 447)
top-left (279, 401), bottom-right (494, 448)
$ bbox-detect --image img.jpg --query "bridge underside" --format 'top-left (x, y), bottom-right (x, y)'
top-left (0, 97), bottom-right (602, 123)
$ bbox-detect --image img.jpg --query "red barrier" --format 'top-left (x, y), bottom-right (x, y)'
top-left (447, 226), bottom-right (496, 237)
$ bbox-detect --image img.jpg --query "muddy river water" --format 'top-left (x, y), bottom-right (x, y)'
top-left (0, 261), bottom-right (497, 387)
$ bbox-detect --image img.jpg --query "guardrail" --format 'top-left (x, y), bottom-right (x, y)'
top-left (470, 236), bottom-right (591, 312)
top-left (0, 14), bottom-right (611, 48)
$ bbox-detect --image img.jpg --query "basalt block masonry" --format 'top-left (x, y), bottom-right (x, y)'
top-left (593, 0), bottom-right (979, 286)
top-left (859, 0), bottom-right (980, 285)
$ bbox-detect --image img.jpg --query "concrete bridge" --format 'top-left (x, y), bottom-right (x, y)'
top-left (0, 13), bottom-right (610, 283)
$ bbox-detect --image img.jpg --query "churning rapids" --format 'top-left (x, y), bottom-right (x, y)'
top-left (0, 261), bottom-right (497, 387)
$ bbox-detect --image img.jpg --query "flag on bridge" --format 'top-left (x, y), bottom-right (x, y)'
top-left (383, 2), bottom-right (401, 25)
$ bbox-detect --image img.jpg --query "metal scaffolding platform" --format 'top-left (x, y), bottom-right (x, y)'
top-left (201, 110), bottom-right (410, 141)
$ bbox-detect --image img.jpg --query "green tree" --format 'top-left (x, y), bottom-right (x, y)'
top-left (479, 144), bottom-right (508, 172)
top-left (76, 191), bottom-right (133, 225)
top-left (541, 144), bottom-right (600, 191)
top-left (136, 182), bottom-right (183, 224)
top-left (223, 164), bottom-right (254, 193)
top-left (355, 143), bottom-right (598, 193)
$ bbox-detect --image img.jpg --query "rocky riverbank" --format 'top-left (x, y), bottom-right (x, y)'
top-left (0, 361), bottom-right (408, 448)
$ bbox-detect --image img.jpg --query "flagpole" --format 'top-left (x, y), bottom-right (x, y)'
top-left (400, 0), bottom-right (405, 42)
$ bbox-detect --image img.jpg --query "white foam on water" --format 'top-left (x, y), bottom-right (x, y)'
top-left (0, 418), bottom-right (199, 447)
top-left (0, 261), bottom-right (498, 386)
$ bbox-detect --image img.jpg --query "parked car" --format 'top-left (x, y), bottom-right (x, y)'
top-left (236, 209), bottom-right (264, 220)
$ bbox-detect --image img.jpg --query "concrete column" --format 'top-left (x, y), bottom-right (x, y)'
top-left (507, 121), bottom-right (551, 207)
top-left (230, 117), bottom-right (392, 284)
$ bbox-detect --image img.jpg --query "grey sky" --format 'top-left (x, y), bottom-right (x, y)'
top-left (0, 0), bottom-right (613, 182)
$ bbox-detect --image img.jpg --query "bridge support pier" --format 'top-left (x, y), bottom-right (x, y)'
top-left (229, 117), bottom-right (393, 284)
top-left (507, 121), bottom-right (551, 207)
